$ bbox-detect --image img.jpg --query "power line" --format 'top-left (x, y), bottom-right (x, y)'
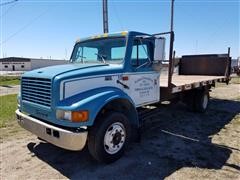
top-left (0, 7), bottom-right (51, 45)
top-left (111, 1), bottom-right (125, 31)
top-left (0, 0), bottom-right (18, 7)
top-left (0, 1), bottom-right (17, 18)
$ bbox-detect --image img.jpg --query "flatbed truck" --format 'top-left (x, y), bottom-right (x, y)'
top-left (15, 0), bottom-right (232, 164)
top-left (16, 30), bottom-right (231, 163)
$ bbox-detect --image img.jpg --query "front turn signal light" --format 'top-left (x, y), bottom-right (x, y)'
top-left (71, 111), bottom-right (89, 122)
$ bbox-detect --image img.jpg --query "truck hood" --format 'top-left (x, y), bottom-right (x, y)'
top-left (22, 63), bottom-right (110, 79)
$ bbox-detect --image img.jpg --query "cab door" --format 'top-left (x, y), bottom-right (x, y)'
top-left (122, 39), bottom-right (160, 107)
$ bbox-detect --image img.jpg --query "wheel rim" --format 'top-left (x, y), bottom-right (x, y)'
top-left (104, 122), bottom-right (126, 154)
top-left (202, 94), bottom-right (208, 109)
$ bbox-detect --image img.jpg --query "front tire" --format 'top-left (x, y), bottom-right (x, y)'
top-left (88, 112), bottom-right (131, 163)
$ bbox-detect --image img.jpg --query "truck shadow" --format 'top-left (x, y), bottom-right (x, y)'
top-left (27, 98), bottom-right (240, 179)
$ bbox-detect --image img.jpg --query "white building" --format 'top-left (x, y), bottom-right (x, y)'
top-left (0, 57), bottom-right (68, 71)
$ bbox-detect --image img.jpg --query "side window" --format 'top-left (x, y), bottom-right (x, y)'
top-left (111, 46), bottom-right (125, 60)
top-left (131, 41), bottom-right (150, 67)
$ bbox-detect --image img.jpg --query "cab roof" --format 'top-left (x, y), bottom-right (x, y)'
top-left (75, 31), bottom-right (151, 44)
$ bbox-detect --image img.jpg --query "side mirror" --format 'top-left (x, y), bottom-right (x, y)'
top-left (153, 37), bottom-right (166, 71)
top-left (154, 37), bottom-right (166, 62)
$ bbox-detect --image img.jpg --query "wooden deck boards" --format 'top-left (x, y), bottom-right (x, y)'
top-left (160, 75), bottom-right (225, 87)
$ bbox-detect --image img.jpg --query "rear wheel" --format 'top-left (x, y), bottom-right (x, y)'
top-left (237, 69), bottom-right (240, 76)
top-left (182, 90), bottom-right (195, 111)
top-left (194, 89), bottom-right (209, 112)
top-left (88, 112), bottom-right (131, 163)
top-left (182, 89), bottom-right (209, 112)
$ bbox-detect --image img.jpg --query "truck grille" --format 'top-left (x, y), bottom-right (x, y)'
top-left (21, 77), bottom-right (52, 107)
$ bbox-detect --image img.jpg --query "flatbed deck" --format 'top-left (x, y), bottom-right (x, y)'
top-left (160, 75), bottom-right (226, 93)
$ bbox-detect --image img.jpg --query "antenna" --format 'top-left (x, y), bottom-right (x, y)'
top-left (102, 0), bottom-right (109, 33)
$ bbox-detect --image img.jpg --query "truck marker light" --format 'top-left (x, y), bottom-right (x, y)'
top-left (121, 31), bottom-right (127, 36)
top-left (76, 38), bottom-right (81, 43)
top-left (122, 76), bottom-right (129, 81)
top-left (91, 35), bottom-right (98, 39)
top-left (72, 111), bottom-right (89, 122)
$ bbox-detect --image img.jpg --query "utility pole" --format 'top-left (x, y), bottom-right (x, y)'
top-left (102, 0), bottom-right (109, 33)
top-left (168, 0), bottom-right (175, 87)
top-left (170, 0), bottom-right (174, 32)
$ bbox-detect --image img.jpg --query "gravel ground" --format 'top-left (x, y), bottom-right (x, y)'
top-left (1, 82), bottom-right (240, 180)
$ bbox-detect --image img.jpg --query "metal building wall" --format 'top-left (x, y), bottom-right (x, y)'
top-left (30, 59), bottom-right (68, 70)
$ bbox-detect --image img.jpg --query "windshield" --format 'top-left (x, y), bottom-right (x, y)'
top-left (71, 37), bottom-right (126, 64)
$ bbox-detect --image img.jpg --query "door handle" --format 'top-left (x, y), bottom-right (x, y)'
top-left (116, 80), bottom-right (129, 89)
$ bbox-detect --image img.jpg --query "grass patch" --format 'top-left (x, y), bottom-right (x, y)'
top-left (0, 94), bottom-right (18, 128)
top-left (215, 76), bottom-right (240, 88)
top-left (230, 76), bottom-right (240, 84)
top-left (0, 94), bottom-right (23, 139)
top-left (0, 76), bottom-right (20, 86)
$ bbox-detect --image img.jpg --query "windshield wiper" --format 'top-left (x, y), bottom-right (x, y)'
top-left (95, 53), bottom-right (107, 64)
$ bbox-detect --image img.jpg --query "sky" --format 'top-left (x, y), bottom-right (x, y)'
top-left (0, 0), bottom-right (239, 60)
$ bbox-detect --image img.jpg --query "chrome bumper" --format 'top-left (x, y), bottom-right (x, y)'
top-left (16, 109), bottom-right (88, 151)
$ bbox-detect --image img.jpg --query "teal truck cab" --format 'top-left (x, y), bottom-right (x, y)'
top-left (16, 31), bottom-right (231, 163)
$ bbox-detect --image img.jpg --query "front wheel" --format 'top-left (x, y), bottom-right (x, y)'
top-left (88, 112), bottom-right (131, 163)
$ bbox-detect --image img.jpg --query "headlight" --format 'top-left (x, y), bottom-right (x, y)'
top-left (56, 110), bottom-right (89, 122)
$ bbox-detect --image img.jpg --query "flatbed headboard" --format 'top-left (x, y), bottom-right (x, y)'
top-left (179, 54), bottom-right (231, 77)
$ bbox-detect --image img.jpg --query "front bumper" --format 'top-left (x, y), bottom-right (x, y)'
top-left (16, 109), bottom-right (88, 151)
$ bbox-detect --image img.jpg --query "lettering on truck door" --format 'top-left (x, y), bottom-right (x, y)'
top-left (123, 38), bottom-right (160, 106)
top-left (123, 72), bottom-right (160, 106)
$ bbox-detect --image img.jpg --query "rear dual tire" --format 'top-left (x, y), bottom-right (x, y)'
top-left (183, 89), bottom-right (209, 112)
top-left (195, 90), bottom-right (209, 112)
